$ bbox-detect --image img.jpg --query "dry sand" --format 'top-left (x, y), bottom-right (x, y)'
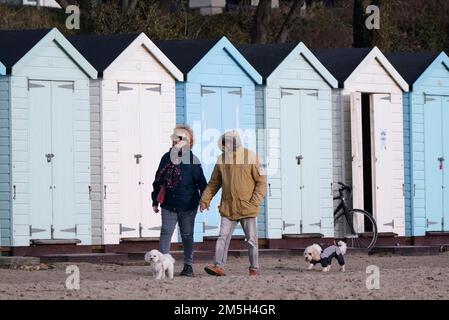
top-left (0, 252), bottom-right (448, 300)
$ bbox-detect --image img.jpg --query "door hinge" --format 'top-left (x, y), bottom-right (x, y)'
top-left (402, 183), bottom-right (405, 197)
top-left (50, 225), bottom-right (55, 239)
top-left (29, 225), bottom-right (46, 236)
top-left (61, 225), bottom-right (77, 234)
top-left (13, 185), bottom-right (16, 200)
top-left (384, 220), bottom-right (395, 228)
top-left (146, 84), bottom-right (161, 94)
top-left (426, 219), bottom-right (439, 228)
top-left (117, 84), bottom-right (134, 94)
top-left (27, 80), bottom-right (46, 90)
top-left (283, 221), bottom-right (296, 231)
top-left (120, 224), bottom-right (136, 235)
top-left (104, 185), bottom-right (107, 199)
top-left (381, 95), bottom-right (391, 101)
top-left (58, 82), bottom-right (75, 91)
top-left (281, 89), bottom-right (294, 98)
top-left (148, 225), bottom-right (162, 231)
top-left (139, 223), bottom-right (143, 238)
top-left (203, 222), bottom-right (217, 232)
top-left (310, 220), bottom-right (322, 228)
top-left (268, 183), bottom-right (272, 197)
top-left (227, 88), bottom-right (242, 96)
top-left (88, 185), bottom-right (92, 200)
top-left (413, 184), bottom-right (416, 197)
top-left (424, 95), bottom-right (437, 103)
top-left (307, 91), bottom-right (319, 97)
top-left (201, 87), bottom-right (216, 96)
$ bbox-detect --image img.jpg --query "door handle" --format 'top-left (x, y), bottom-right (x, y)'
top-left (45, 153), bottom-right (55, 163)
top-left (134, 154), bottom-right (142, 164)
top-left (438, 157), bottom-right (445, 170)
top-left (296, 155), bottom-right (303, 165)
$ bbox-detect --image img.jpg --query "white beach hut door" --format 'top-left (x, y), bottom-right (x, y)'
top-left (51, 81), bottom-right (76, 239)
top-left (118, 83), bottom-right (141, 238)
top-left (280, 89), bottom-right (302, 234)
top-left (29, 80), bottom-right (53, 239)
top-left (140, 84), bottom-right (163, 238)
top-left (371, 94), bottom-right (394, 233)
top-left (350, 92), bottom-right (364, 210)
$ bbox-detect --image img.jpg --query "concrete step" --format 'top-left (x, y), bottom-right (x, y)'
top-left (39, 253), bottom-right (128, 264)
top-left (369, 245), bottom-right (441, 256)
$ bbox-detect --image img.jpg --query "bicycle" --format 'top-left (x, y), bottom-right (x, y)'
top-left (333, 182), bottom-right (378, 251)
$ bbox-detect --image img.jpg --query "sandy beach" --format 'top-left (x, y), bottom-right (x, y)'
top-left (0, 252), bottom-right (448, 300)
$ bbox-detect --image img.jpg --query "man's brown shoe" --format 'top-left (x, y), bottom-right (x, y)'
top-left (249, 269), bottom-right (260, 276)
top-left (204, 264), bottom-right (226, 276)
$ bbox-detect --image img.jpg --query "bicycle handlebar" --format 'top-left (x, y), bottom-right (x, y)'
top-left (336, 182), bottom-right (352, 193)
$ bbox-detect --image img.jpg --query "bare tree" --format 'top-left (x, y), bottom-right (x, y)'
top-left (251, 0), bottom-right (272, 44)
top-left (275, 0), bottom-right (304, 43)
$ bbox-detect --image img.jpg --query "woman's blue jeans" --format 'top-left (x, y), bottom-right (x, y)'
top-left (160, 208), bottom-right (197, 265)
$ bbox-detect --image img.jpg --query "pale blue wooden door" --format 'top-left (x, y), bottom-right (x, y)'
top-left (201, 86), bottom-right (222, 236)
top-left (280, 89), bottom-right (302, 234)
top-left (51, 81), bottom-right (76, 239)
top-left (443, 96), bottom-right (449, 231)
top-left (28, 80), bottom-right (52, 239)
top-left (299, 90), bottom-right (322, 234)
top-left (424, 95), bottom-right (443, 231)
top-left (201, 86), bottom-right (245, 236)
top-left (222, 87), bottom-right (244, 236)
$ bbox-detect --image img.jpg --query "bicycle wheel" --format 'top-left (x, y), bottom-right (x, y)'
top-left (334, 209), bottom-right (378, 251)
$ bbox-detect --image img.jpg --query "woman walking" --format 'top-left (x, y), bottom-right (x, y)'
top-left (152, 125), bottom-right (207, 277)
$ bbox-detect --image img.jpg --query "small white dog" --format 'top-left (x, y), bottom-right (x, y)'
top-left (144, 249), bottom-right (175, 280)
top-left (304, 241), bottom-right (347, 272)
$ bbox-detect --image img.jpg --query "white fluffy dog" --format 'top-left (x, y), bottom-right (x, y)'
top-left (304, 241), bottom-right (347, 272)
top-left (144, 249), bottom-right (175, 280)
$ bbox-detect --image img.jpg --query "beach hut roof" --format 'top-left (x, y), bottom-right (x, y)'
top-left (386, 52), bottom-right (440, 86)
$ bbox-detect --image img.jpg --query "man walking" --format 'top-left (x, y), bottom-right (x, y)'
top-left (200, 130), bottom-right (266, 276)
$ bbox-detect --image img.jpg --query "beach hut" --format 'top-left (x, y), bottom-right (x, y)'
top-left (0, 28), bottom-right (97, 247)
top-left (314, 47), bottom-right (409, 236)
top-left (387, 52), bottom-right (449, 236)
top-left (0, 60), bottom-right (6, 246)
top-left (238, 43), bottom-right (338, 239)
top-left (156, 37), bottom-right (263, 241)
top-left (69, 33), bottom-right (183, 245)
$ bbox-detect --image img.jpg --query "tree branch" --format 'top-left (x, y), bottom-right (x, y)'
top-left (275, 0), bottom-right (305, 43)
top-left (251, 0), bottom-right (272, 44)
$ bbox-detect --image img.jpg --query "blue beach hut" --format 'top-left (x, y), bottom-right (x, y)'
top-left (388, 52), bottom-right (449, 236)
top-left (155, 37), bottom-right (263, 241)
top-left (0, 28), bottom-right (97, 247)
top-left (238, 43), bottom-right (338, 239)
